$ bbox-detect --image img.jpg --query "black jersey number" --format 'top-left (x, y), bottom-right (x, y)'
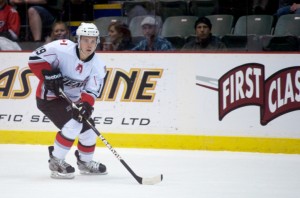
top-left (35, 47), bottom-right (46, 55)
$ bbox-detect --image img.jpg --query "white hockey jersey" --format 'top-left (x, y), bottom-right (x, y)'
top-left (29, 39), bottom-right (106, 103)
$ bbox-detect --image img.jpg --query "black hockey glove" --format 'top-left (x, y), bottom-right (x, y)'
top-left (42, 69), bottom-right (64, 97)
top-left (72, 102), bottom-right (94, 123)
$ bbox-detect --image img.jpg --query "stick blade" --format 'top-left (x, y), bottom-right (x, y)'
top-left (142, 174), bottom-right (163, 185)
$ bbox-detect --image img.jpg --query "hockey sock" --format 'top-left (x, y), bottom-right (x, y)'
top-left (52, 131), bottom-right (75, 159)
top-left (77, 141), bottom-right (96, 162)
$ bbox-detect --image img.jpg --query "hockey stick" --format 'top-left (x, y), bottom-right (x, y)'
top-left (59, 88), bottom-right (163, 185)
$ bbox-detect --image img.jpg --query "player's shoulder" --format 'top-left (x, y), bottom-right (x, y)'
top-left (91, 54), bottom-right (107, 77)
top-left (91, 53), bottom-right (105, 65)
top-left (44, 39), bottom-right (76, 53)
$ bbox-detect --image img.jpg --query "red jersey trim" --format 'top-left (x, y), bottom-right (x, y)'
top-left (81, 92), bottom-right (95, 106)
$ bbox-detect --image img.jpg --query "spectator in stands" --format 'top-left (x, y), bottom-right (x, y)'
top-left (44, 21), bottom-right (71, 44)
top-left (181, 17), bottom-right (226, 51)
top-left (103, 21), bottom-right (134, 51)
top-left (10, 0), bottom-right (64, 41)
top-left (276, 0), bottom-right (300, 17)
top-left (0, 0), bottom-right (20, 40)
top-left (0, 0), bottom-right (21, 50)
top-left (132, 16), bottom-right (173, 51)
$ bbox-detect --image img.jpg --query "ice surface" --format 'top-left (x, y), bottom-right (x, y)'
top-left (0, 144), bottom-right (300, 198)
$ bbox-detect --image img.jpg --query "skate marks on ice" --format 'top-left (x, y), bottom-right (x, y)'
top-left (0, 144), bottom-right (300, 198)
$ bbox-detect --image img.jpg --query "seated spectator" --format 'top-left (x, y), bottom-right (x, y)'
top-left (0, 0), bottom-right (20, 41)
top-left (276, 0), bottom-right (300, 17)
top-left (10, 0), bottom-right (64, 41)
top-left (0, 0), bottom-right (21, 50)
top-left (103, 21), bottom-right (134, 51)
top-left (132, 16), bottom-right (173, 51)
top-left (44, 21), bottom-right (71, 44)
top-left (181, 17), bottom-right (227, 51)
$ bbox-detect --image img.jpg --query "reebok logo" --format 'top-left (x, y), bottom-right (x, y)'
top-left (45, 73), bottom-right (62, 80)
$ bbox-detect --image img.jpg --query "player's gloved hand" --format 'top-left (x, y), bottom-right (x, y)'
top-left (42, 69), bottom-right (64, 97)
top-left (72, 102), bottom-right (94, 123)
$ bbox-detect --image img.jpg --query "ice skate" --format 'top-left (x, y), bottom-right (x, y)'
top-left (48, 146), bottom-right (75, 179)
top-left (75, 150), bottom-right (107, 175)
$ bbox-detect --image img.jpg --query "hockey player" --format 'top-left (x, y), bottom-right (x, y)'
top-left (28, 22), bottom-right (107, 179)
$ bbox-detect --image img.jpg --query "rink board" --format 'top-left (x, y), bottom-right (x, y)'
top-left (0, 52), bottom-right (300, 153)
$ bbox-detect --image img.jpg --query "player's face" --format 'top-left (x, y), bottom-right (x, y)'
top-left (79, 36), bottom-right (98, 56)
top-left (195, 23), bottom-right (211, 40)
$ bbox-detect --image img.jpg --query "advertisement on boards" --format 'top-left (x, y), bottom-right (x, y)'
top-left (0, 52), bottom-right (299, 139)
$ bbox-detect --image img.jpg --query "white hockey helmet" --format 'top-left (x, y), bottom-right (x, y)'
top-left (76, 22), bottom-right (100, 44)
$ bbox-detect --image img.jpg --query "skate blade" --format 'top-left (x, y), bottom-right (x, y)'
top-left (79, 170), bottom-right (108, 175)
top-left (50, 171), bottom-right (75, 179)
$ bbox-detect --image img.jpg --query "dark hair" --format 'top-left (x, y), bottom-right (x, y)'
top-left (108, 21), bottom-right (132, 42)
top-left (194, 17), bottom-right (212, 30)
top-left (107, 21), bottom-right (134, 50)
